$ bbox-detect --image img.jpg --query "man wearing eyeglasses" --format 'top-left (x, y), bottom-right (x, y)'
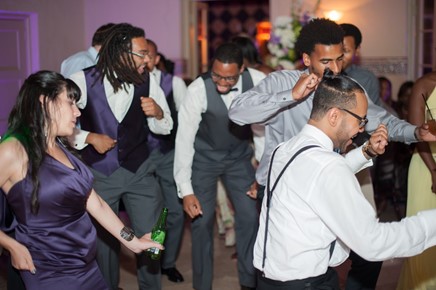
top-left (70, 23), bottom-right (173, 290)
top-left (173, 42), bottom-right (265, 290)
top-left (253, 73), bottom-right (436, 289)
top-left (229, 18), bottom-right (436, 290)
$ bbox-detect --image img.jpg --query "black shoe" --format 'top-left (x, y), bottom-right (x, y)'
top-left (240, 286), bottom-right (255, 290)
top-left (161, 267), bottom-right (184, 283)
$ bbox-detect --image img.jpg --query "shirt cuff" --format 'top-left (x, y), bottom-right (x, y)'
top-left (276, 90), bottom-right (293, 102)
top-left (409, 126), bottom-right (419, 143)
top-left (71, 128), bottom-right (89, 150)
top-left (149, 117), bottom-right (172, 135)
top-left (346, 146), bottom-right (373, 173)
top-left (177, 182), bottom-right (194, 199)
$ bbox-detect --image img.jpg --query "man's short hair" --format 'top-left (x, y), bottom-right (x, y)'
top-left (92, 23), bottom-right (116, 46)
top-left (295, 18), bottom-right (344, 57)
top-left (212, 42), bottom-right (243, 68)
top-left (310, 71), bottom-right (365, 120)
top-left (146, 38), bottom-right (158, 52)
top-left (340, 23), bottom-right (362, 48)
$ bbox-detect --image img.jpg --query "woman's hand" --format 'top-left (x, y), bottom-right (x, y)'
top-left (9, 240), bottom-right (36, 274)
top-left (126, 233), bottom-right (164, 254)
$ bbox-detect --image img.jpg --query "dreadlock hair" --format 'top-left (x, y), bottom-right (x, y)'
top-left (91, 23), bottom-right (116, 46)
top-left (310, 69), bottom-right (365, 121)
top-left (95, 23), bottom-right (146, 93)
top-left (2, 71), bottom-right (80, 214)
top-left (340, 23), bottom-right (363, 49)
top-left (212, 42), bottom-right (243, 68)
top-left (295, 18), bottom-right (344, 58)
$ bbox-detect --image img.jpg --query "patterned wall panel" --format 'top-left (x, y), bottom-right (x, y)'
top-left (207, 0), bottom-right (269, 62)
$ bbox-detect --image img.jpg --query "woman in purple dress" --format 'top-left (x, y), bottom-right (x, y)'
top-left (0, 71), bottom-right (163, 290)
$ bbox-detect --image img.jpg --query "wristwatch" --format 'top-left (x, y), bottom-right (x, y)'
top-left (362, 141), bottom-right (377, 159)
top-left (120, 226), bottom-right (135, 241)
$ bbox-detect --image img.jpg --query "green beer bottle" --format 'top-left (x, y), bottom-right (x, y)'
top-left (148, 207), bottom-right (168, 260)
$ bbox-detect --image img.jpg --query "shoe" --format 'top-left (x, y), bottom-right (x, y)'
top-left (240, 285), bottom-right (255, 290)
top-left (161, 267), bottom-right (184, 283)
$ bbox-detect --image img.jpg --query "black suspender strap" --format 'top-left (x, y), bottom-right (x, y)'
top-left (261, 144), bottom-right (320, 272)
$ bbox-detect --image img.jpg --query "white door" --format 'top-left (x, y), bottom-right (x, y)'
top-left (0, 11), bottom-right (38, 135)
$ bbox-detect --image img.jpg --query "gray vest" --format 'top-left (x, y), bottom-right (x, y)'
top-left (194, 69), bottom-right (253, 162)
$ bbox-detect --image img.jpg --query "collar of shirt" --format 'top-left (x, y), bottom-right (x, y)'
top-left (300, 124), bottom-right (334, 151)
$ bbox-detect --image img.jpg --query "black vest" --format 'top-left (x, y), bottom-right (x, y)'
top-left (80, 67), bottom-right (150, 176)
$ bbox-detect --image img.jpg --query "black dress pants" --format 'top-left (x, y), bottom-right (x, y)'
top-left (345, 251), bottom-right (383, 290)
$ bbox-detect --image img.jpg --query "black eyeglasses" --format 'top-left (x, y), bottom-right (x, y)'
top-left (129, 50), bottom-right (150, 59)
top-left (339, 108), bottom-right (368, 128)
top-left (211, 71), bottom-right (240, 83)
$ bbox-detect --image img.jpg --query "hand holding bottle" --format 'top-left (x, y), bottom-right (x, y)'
top-left (123, 233), bottom-right (164, 254)
top-left (147, 207), bottom-right (168, 260)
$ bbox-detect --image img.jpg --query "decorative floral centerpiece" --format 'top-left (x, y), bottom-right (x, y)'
top-left (267, 16), bottom-right (302, 70)
top-left (267, 0), bottom-right (320, 70)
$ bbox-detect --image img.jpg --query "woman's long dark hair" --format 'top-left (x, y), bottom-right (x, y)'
top-left (2, 70), bottom-right (80, 214)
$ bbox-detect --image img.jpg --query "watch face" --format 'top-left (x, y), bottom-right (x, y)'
top-left (121, 227), bottom-right (134, 241)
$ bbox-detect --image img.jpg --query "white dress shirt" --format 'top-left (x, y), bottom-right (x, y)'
top-left (70, 70), bottom-right (172, 149)
top-left (254, 124), bottom-right (436, 282)
top-left (60, 46), bottom-right (98, 77)
top-left (150, 67), bottom-right (187, 111)
top-left (174, 68), bottom-right (266, 197)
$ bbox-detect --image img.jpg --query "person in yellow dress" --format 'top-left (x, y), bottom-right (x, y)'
top-left (397, 71), bottom-right (436, 289)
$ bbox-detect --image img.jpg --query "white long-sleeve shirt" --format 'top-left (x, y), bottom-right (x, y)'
top-left (70, 70), bottom-right (172, 149)
top-left (174, 68), bottom-right (265, 198)
top-left (254, 124), bottom-right (436, 282)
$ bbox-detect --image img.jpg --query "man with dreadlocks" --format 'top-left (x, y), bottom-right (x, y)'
top-left (70, 23), bottom-right (173, 290)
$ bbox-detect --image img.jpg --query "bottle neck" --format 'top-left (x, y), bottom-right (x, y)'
top-left (155, 208), bottom-right (168, 228)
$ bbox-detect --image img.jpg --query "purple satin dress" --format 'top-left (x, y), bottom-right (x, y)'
top-left (6, 145), bottom-right (108, 290)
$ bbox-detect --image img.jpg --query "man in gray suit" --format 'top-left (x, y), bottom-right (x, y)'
top-left (174, 42), bottom-right (265, 290)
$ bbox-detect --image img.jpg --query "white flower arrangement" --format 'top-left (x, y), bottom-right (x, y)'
top-left (267, 0), bottom-right (321, 70)
top-left (267, 15), bottom-right (301, 70)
